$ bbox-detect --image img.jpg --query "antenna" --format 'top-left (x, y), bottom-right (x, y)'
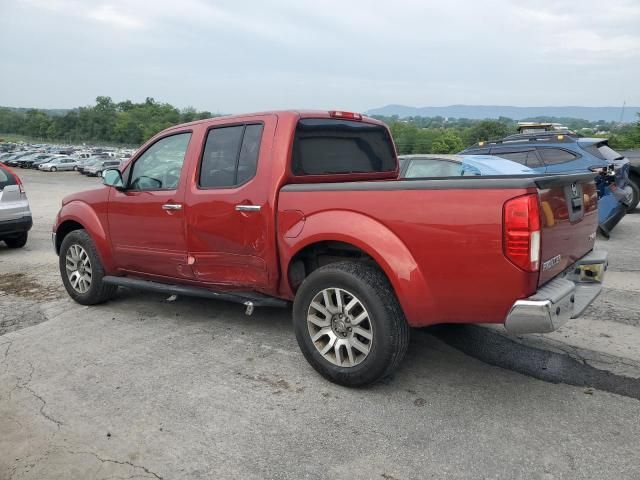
top-left (619, 100), bottom-right (626, 123)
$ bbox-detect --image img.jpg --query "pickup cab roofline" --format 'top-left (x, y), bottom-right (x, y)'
top-left (161, 110), bottom-right (385, 133)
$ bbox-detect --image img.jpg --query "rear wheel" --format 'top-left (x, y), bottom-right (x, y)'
top-left (4, 232), bottom-right (28, 248)
top-left (293, 261), bottom-right (410, 387)
top-left (50, 166), bottom-right (57, 172)
top-left (59, 229), bottom-right (117, 305)
top-left (627, 176), bottom-right (639, 212)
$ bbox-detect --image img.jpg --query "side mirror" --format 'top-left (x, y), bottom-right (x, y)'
top-left (102, 169), bottom-right (124, 190)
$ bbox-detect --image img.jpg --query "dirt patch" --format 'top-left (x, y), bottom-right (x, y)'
top-left (0, 273), bottom-right (62, 301)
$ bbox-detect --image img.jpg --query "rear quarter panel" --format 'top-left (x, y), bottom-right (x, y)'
top-left (278, 186), bottom-right (538, 327)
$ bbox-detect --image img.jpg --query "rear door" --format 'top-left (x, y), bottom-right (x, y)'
top-left (536, 147), bottom-right (582, 174)
top-left (107, 132), bottom-right (193, 279)
top-left (185, 117), bottom-right (275, 289)
top-left (536, 174), bottom-right (599, 285)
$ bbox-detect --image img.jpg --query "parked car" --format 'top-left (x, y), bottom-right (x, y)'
top-left (621, 150), bottom-right (640, 212)
top-left (7, 152), bottom-right (38, 168)
top-left (53, 110), bottom-right (607, 386)
top-left (31, 156), bottom-right (60, 169)
top-left (38, 157), bottom-right (79, 172)
top-left (84, 159), bottom-right (121, 177)
top-left (0, 163), bottom-right (32, 248)
top-left (399, 154), bottom-right (535, 177)
top-left (460, 132), bottom-right (634, 236)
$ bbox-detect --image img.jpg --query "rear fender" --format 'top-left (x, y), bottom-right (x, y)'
top-left (56, 201), bottom-right (115, 273)
top-left (280, 210), bottom-right (435, 326)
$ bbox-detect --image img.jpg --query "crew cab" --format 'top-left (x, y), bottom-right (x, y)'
top-left (53, 111), bottom-right (608, 386)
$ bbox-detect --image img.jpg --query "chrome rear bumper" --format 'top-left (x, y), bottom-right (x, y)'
top-left (504, 250), bottom-right (608, 334)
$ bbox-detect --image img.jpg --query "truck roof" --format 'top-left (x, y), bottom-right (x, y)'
top-left (162, 110), bottom-right (385, 133)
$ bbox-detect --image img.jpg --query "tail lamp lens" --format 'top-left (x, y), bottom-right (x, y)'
top-left (503, 194), bottom-right (541, 272)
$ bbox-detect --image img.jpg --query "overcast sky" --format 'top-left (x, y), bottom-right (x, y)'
top-left (1, 0), bottom-right (639, 113)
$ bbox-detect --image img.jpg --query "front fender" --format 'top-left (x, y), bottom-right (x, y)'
top-left (56, 200), bottom-right (116, 273)
top-left (279, 210), bottom-right (435, 327)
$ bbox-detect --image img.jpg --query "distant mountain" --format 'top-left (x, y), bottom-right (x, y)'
top-left (366, 104), bottom-right (640, 123)
top-left (4, 107), bottom-right (73, 116)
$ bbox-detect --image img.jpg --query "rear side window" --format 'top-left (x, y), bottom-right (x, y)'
top-left (0, 166), bottom-right (17, 190)
top-left (583, 142), bottom-right (623, 162)
top-left (199, 123), bottom-right (263, 188)
top-left (292, 119), bottom-right (396, 175)
top-left (405, 159), bottom-right (462, 178)
top-left (538, 148), bottom-right (578, 165)
top-left (493, 150), bottom-right (542, 168)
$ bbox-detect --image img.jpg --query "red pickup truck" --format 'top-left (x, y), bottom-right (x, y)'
top-left (53, 110), bottom-right (607, 386)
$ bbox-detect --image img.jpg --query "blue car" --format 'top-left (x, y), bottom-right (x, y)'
top-left (399, 154), bottom-right (535, 178)
top-left (460, 132), bottom-right (634, 237)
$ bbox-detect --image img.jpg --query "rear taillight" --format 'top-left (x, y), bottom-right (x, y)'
top-left (15, 175), bottom-right (25, 194)
top-left (503, 194), bottom-right (540, 272)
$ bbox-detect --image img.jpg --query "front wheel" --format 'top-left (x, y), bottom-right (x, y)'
top-left (293, 261), bottom-right (410, 387)
top-left (59, 229), bottom-right (117, 305)
top-left (50, 166), bottom-right (57, 172)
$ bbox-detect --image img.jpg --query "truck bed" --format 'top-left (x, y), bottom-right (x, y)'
top-left (278, 173), bottom-right (597, 327)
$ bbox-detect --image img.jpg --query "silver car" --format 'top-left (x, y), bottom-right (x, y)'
top-left (38, 156), bottom-right (79, 172)
top-left (0, 163), bottom-right (32, 248)
top-left (85, 160), bottom-right (121, 177)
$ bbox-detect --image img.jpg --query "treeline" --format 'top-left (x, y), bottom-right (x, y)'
top-left (372, 115), bottom-right (640, 154)
top-left (0, 96), bottom-right (215, 146)
top-left (1, 96), bottom-right (639, 153)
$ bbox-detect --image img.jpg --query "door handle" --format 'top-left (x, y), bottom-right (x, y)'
top-left (235, 204), bottom-right (261, 212)
top-left (162, 203), bottom-right (183, 211)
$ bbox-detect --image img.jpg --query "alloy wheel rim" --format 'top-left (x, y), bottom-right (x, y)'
top-left (306, 287), bottom-right (373, 367)
top-left (65, 244), bottom-right (92, 293)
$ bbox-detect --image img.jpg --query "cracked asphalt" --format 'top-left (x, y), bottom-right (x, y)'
top-left (1, 170), bottom-right (640, 480)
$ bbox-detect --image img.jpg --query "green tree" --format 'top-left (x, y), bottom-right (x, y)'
top-left (431, 130), bottom-right (464, 154)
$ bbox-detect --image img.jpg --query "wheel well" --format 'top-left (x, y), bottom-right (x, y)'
top-left (55, 220), bottom-right (84, 254)
top-left (287, 241), bottom-right (379, 292)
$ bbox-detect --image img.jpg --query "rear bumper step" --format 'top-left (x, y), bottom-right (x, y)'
top-left (102, 276), bottom-right (288, 313)
top-left (504, 250), bottom-right (607, 334)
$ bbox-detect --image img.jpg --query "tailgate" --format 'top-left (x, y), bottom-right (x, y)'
top-left (0, 185), bottom-right (30, 221)
top-left (536, 173), bottom-right (598, 286)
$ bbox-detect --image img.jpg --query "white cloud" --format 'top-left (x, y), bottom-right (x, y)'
top-left (2, 0), bottom-right (640, 110)
top-left (85, 4), bottom-right (145, 30)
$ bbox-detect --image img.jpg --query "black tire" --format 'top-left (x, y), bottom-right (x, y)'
top-left (293, 261), bottom-right (410, 387)
top-left (73, 166), bottom-right (78, 171)
top-left (50, 166), bottom-right (57, 172)
top-left (627, 176), bottom-right (639, 212)
top-left (59, 229), bottom-right (117, 305)
top-left (4, 232), bottom-right (28, 248)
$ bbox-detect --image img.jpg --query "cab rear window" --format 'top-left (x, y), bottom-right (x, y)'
top-left (291, 119), bottom-right (396, 176)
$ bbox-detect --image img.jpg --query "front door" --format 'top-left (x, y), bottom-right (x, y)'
top-left (107, 132), bottom-right (193, 279)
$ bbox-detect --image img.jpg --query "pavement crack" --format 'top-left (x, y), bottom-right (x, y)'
top-left (11, 361), bottom-right (63, 429)
top-left (69, 450), bottom-right (163, 479)
top-left (22, 384), bottom-right (64, 429)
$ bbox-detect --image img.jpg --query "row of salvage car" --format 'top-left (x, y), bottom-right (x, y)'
top-left (400, 123), bottom-right (638, 237)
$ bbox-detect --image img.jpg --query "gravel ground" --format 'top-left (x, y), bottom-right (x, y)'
top-left (1, 169), bottom-right (639, 480)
